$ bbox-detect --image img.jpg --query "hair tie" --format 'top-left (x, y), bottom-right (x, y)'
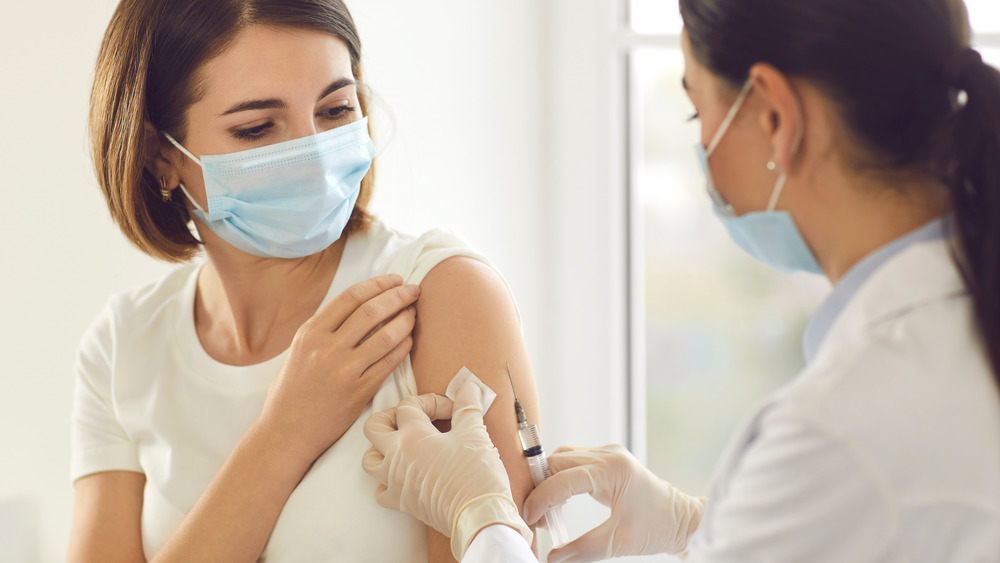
top-left (944, 47), bottom-right (984, 111)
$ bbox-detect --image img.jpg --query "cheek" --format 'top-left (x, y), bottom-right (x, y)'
top-left (709, 127), bottom-right (776, 214)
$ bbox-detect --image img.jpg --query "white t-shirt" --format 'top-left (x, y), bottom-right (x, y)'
top-left (71, 219), bottom-right (496, 562)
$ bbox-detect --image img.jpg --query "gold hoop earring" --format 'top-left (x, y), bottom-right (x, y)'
top-left (160, 176), bottom-right (172, 202)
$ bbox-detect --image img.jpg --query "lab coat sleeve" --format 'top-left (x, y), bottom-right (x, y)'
top-left (462, 525), bottom-right (538, 563)
top-left (687, 404), bottom-right (895, 563)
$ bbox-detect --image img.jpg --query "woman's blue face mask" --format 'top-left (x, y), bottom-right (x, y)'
top-left (694, 80), bottom-right (823, 275)
top-left (164, 118), bottom-right (376, 259)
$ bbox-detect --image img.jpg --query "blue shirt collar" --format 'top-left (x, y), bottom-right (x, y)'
top-left (802, 218), bottom-right (948, 363)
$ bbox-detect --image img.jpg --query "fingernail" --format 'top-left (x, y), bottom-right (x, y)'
top-left (407, 285), bottom-right (421, 297)
top-left (388, 274), bottom-right (403, 285)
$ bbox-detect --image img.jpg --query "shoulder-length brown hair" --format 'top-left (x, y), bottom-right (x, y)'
top-left (90, 0), bottom-right (375, 263)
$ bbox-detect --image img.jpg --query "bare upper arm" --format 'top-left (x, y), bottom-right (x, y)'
top-left (69, 471), bottom-right (147, 563)
top-left (410, 257), bottom-right (542, 562)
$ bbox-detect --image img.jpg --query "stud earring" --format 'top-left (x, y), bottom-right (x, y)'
top-left (160, 176), bottom-right (172, 202)
top-left (766, 160), bottom-right (778, 172)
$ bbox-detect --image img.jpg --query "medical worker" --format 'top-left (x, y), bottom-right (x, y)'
top-left (362, 0), bottom-right (1000, 561)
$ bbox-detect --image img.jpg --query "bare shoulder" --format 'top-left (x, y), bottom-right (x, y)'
top-left (410, 256), bottom-right (522, 395)
top-left (418, 256), bottom-right (515, 317)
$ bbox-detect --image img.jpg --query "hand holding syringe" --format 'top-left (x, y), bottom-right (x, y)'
top-left (506, 363), bottom-right (570, 547)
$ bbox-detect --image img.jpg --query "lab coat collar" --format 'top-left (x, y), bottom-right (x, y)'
top-left (803, 219), bottom-right (948, 363)
top-left (811, 234), bottom-right (968, 366)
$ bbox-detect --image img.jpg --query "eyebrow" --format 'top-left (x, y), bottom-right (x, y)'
top-left (219, 77), bottom-right (357, 117)
top-left (318, 77), bottom-right (356, 101)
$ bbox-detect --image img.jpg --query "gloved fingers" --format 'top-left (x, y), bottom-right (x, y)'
top-left (546, 448), bottom-right (608, 474)
top-left (450, 378), bottom-right (490, 429)
top-left (523, 466), bottom-right (596, 525)
top-left (546, 518), bottom-right (615, 563)
top-left (396, 393), bottom-right (453, 433)
top-left (372, 481), bottom-right (400, 510)
top-left (551, 445), bottom-right (586, 455)
top-left (361, 446), bottom-right (388, 483)
top-left (363, 406), bottom-right (398, 453)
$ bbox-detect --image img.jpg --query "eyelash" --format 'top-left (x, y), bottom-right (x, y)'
top-left (687, 112), bottom-right (700, 122)
top-left (232, 105), bottom-right (357, 140)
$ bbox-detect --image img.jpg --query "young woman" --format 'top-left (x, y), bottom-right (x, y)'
top-left (362, 0), bottom-right (1000, 561)
top-left (67, 1), bottom-right (540, 561)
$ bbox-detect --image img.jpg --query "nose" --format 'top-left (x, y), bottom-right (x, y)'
top-left (286, 117), bottom-right (321, 142)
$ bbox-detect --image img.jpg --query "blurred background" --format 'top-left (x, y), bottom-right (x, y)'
top-left (1, 1), bottom-right (998, 561)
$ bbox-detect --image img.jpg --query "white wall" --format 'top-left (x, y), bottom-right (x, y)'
top-left (0, 1), bottom-right (630, 561)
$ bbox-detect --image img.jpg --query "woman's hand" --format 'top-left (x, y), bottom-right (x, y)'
top-left (256, 273), bottom-right (420, 466)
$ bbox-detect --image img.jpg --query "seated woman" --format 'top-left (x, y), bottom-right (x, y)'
top-left (67, 1), bottom-right (541, 561)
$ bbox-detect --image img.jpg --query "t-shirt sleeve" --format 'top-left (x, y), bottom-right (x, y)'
top-left (70, 301), bottom-right (143, 482)
top-left (687, 404), bottom-right (896, 563)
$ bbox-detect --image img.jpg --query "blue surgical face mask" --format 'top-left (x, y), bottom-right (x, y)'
top-left (164, 117), bottom-right (376, 259)
top-left (695, 81), bottom-right (823, 275)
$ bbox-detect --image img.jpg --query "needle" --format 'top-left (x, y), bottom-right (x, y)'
top-left (506, 361), bottom-right (527, 424)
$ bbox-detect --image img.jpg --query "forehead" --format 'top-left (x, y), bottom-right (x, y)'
top-left (196, 25), bottom-right (354, 106)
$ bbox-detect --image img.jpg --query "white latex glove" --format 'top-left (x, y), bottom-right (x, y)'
top-left (523, 444), bottom-right (704, 563)
top-left (362, 369), bottom-right (533, 560)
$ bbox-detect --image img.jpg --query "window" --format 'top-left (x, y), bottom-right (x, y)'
top-left (626, 0), bottom-right (1000, 538)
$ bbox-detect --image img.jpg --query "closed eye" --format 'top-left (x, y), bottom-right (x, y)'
top-left (233, 122), bottom-right (274, 140)
top-left (319, 105), bottom-right (356, 120)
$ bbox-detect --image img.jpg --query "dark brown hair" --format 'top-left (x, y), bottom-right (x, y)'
top-left (90, 0), bottom-right (375, 262)
top-left (680, 0), bottom-right (1000, 384)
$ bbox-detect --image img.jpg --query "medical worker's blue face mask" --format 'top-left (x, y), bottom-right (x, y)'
top-left (695, 81), bottom-right (823, 275)
top-left (163, 117), bottom-right (376, 259)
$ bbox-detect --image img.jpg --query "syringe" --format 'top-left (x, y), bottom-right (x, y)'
top-left (506, 363), bottom-right (569, 547)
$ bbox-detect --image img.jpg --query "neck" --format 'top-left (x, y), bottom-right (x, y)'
top-left (194, 225), bottom-right (347, 363)
top-left (799, 168), bottom-right (950, 285)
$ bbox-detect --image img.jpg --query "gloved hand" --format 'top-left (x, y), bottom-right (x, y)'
top-left (362, 372), bottom-right (533, 560)
top-left (523, 444), bottom-right (704, 563)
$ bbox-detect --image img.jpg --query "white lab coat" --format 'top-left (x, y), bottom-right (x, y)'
top-left (463, 238), bottom-right (1000, 562)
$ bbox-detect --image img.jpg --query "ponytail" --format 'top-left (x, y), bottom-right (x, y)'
top-left (940, 48), bottom-right (1000, 382)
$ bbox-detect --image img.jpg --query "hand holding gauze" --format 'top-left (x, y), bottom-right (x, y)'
top-left (363, 367), bottom-right (533, 561)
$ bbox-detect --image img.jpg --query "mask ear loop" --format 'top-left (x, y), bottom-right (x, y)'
top-left (161, 132), bottom-right (208, 215)
top-left (706, 79), bottom-right (755, 155)
top-left (765, 93), bottom-right (806, 213)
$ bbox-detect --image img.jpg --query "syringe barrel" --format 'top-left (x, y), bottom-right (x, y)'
top-left (525, 451), bottom-right (549, 487)
top-left (543, 506), bottom-right (569, 547)
top-left (518, 422), bottom-right (569, 546)
top-left (518, 423), bottom-right (543, 452)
